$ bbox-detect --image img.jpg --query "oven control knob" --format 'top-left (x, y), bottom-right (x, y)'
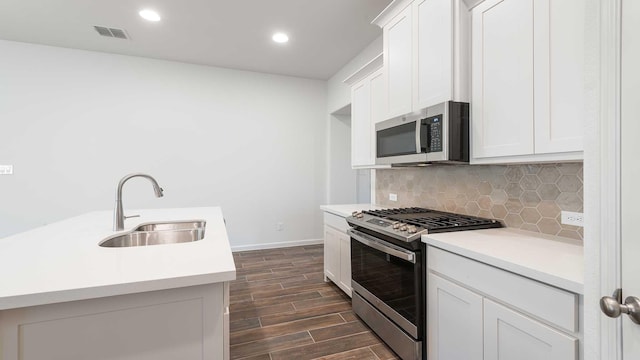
top-left (352, 211), bottom-right (363, 218)
top-left (399, 225), bottom-right (408, 231)
top-left (407, 226), bottom-right (417, 234)
top-left (392, 222), bottom-right (401, 229)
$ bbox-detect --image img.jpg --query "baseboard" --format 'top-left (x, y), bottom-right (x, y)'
top-left (231, 238), bottom-right (324, 252)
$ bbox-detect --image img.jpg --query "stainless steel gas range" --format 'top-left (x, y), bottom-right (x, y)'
top-left (346, 207), bottom-right (502, 360)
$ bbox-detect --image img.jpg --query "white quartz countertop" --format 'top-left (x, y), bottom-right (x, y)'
top-left (0, 207), bottom-right (236, 310)
top-left (422, 228), bottom-right (583, 294)
top-left (320, 203), bottom-right (383, 218)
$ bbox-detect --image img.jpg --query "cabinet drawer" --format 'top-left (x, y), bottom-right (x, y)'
top-left (427, 246), bottom-right (578, 333)
top-left (324, 212), bottom-right (349, 233)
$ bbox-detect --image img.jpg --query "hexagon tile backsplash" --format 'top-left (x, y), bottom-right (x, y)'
top-left (376, 163), bottom-right (584, 240)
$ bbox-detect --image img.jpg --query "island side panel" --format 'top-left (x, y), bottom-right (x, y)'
top-left (223, 282), bottom-right (230, 360)
top-left (0, 283), bottom-right (227, 360)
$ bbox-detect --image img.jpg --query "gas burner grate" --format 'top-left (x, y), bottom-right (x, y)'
top-left (363, 207), bottom-right (501, 232)
top-left (404, 216), bottom-right (498, 228)
top-left (364, 207), bottom-right (434, 216)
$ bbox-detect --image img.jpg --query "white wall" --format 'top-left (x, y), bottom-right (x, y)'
top-left (0, 40), bottom-right (327, 249)
top-left (324, 36), bottom-right (382, 205)
top-left (327, 36), bottom-right (382, 114)
top-left (327, 114), bottom-right (357, 204)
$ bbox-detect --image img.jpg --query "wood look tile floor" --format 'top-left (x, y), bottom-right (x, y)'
top-left (230, 244), bottom-right (399, 360)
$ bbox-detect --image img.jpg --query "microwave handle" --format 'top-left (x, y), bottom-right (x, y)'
top-left (348, 229), bottom-right (416, 264)
top-left (415, 119), bottom-right (421, 154)
top-left (416, 118), bottom-right (431, 154)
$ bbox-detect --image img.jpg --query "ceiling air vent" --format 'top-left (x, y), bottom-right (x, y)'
top-left (93, 26), bottom-right (129, 40)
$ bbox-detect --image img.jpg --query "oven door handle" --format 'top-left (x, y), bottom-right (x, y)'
top-left (348, 229), bottom-right (416, 264)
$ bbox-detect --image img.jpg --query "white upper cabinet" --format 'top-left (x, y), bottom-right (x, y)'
top-left (370, 68), bottom-right (387, 125)
top-left (375, 0), bottom-right (470, 120)
top-left (415, 0), bottom-right (470, 109)
top-left (471, 0), bottom-right (585, 163)
top-left (471, 0), bottom-right (535, 158)
top-left (351, 78), bottom-right (373, 167)
top-left (345, 55), bottom-right (387, 168)
top-left (385, 4), bottom-right (414, 118)
top-left (415, 0), bottom-right (452, 109)
top-left (533, 0), bottom-right (585, 154)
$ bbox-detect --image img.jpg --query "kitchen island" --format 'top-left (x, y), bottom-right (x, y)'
top-left (0, 207), bottom-right (235, 360)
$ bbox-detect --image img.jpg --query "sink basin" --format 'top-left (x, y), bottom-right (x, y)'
top-left (99, 220), bottom-right (206, 248)
top-left (133, 220), bottom-right (206, 232)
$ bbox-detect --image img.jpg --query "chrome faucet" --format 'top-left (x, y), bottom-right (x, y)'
top-left (113, 173), bottom-right (164, 231)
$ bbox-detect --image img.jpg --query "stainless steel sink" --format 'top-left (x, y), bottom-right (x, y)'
top-left (99, 220), bottom-right (206, 248)
top-left (133, 220), bottom-right (206, 232)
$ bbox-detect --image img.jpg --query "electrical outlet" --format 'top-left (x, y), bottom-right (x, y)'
top-left (561, 211), bottom-right (584, 227)
top-left (276, 222), bottom-right (284, 231)
top-left (0, 165), bottom-right (13, 175)
top-left (389, 193), bottom-right (398, 201)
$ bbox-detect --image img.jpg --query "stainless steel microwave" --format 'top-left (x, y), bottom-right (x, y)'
top-left (375, 101), bottom-right (469, 166)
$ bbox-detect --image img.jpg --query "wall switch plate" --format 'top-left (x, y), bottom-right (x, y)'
top-left (389, 193), bottom-right (398, 201)
top-left (276, 222), bottom-right (284, 231)
top-left (561, 211), bottom-right (584, 227)
top-left (0, 165), bottom-right (13, 175)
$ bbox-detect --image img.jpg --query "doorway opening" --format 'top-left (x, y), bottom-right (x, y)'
top-left (329, 104), bottom-right (371, 204)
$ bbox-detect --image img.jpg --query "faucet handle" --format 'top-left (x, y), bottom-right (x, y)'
top-left (124, 214), bottom-right (141, 220)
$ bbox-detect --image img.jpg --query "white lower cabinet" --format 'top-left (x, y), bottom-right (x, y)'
top-left (338, 233), bottom-right (352, 293)
top-left (427, 246), bottom-right (580, 360)
top-left (484, 299), bottom-right (578, 360)
top-left (323, 212), bottom-right (352, 296)
top-left (427, 272), bottom-right (483, 360)
top-left (324, 226), bottom-right (341, 282)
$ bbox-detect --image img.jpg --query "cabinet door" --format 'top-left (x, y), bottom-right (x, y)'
top-left (352, 68), bottom-right (385, 168)
top-left (384, 4), bottom-right (413, 118)
top-left (414, 0), bottom-right (453, 109)
top-left (338, 232), bottom-right (352, 297)
top-left (370, 68), bottom-right (387, 125)
top-left (323, 226), bottom-right (340, 283)
top-left (484, 299), bottom-right (578, 360)
top-left (427, 273), bottom-right (483, 360)
top-left (533, 0), bottom-right (585, 154)
top-left (472, 0), bottom-right (534, 158)
top-left (351, 79), bottom-right (373, 167)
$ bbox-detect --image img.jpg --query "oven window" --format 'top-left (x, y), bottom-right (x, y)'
top-left (351, 238), bottom-right (419, 326)
top-left (377, 122), bottom-right (417, 157)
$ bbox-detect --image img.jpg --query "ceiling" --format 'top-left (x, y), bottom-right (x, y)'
top-left (0, 0), bottom-right (392, 80)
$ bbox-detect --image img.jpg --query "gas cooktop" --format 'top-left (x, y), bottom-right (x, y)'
top-left (346, 207), bottom-right (502, 242)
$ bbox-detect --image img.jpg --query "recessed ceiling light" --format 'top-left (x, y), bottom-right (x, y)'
top-left (272, 32), bottom-right (289, 44)
top-left (139, 9), bottom-right (161, 22)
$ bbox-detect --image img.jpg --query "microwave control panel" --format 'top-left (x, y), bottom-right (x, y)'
top-left (422, 115), bottom-right (443, 153)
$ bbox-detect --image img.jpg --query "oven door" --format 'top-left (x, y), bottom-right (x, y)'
top-left (349, 228), bottom-right (422, 338)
